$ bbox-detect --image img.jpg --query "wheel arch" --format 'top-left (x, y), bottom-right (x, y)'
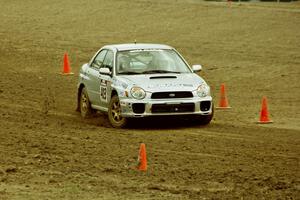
top-left (111, 89), bottom-right (118, 98)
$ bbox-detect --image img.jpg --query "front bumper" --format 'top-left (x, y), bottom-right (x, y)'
top-left (119, 96), bottom-right (213, 117)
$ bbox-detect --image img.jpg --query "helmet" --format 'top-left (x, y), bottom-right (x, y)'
top-left (118, 56), bottom-right (130, 71)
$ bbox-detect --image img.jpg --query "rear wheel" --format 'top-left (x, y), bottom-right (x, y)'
top-left (108, 95), bottom-right (128, 128)
top-left (80, 87), bottom-right (92, 118)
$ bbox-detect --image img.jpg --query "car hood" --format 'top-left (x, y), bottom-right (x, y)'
top-left (117, 73), bottom-right (205, 92)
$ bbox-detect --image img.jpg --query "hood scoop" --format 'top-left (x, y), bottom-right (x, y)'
top-left (150, 76), bottom-right (177, 79)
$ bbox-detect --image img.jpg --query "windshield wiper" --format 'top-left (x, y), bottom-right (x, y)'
top-left (142, 70), bottom-right (181, 74)
top-left (118, 71), bottom-right (142, 75)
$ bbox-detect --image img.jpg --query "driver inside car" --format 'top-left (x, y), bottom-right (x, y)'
top-left (118, 55), bottom-right (131, 73)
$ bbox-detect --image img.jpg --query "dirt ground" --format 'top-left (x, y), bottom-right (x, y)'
top-left (0, 0), bottom-right (299, 199)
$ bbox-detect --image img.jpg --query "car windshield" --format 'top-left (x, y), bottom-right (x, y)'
top-left (116, 49), bottom-right (192, 75)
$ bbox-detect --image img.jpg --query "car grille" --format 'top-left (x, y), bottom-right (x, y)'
top-left (151, 91), bottom-right (193, 99)
top-left (151, 103), bottom-right (195, 113)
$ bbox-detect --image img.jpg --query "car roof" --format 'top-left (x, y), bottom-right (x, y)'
top-left (102, 43), bottom-right (174, 51)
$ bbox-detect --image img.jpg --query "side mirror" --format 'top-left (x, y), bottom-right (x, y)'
top-left (99, 67), bottom-right (111, 75)
top-left (192, 64), bottom-right (202, 72)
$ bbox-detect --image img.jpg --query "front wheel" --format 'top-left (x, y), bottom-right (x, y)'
top-left (198, 114), bottom-right (213, 125)
top-left (199, 106), bottom-right (214, 125)
top-left (193, 105), bottom-right (214, 125)
top-left (108, 95), bottom-right (128, 128)
top-left (80, 87), bottom-right (93, 118)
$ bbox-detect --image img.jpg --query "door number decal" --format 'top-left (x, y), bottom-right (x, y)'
top-left (100, 79), bottom-right (107, 102)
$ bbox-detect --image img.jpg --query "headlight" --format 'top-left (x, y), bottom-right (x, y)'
top-left (130, 86), bottom-right (146, 99)
top-left (197, 83), bottom-right (210, 97)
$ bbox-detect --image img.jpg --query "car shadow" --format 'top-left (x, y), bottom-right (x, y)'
top-left (87, 112), bottom-right (210, 130)
top-left (126, 116), bottom-right (207, 130)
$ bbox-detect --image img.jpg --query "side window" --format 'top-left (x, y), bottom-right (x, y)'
top-left (102, 50), bottom-right (114, 71)
top-left (91, 50), bottom-right (107, 69)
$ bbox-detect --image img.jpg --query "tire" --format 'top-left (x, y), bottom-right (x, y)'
top-left (80, 87), bottom-right (92, 118)
top-left (198, 105), bottom-right (214, 125)
top-left (108, 95), bottom-right (128, 128)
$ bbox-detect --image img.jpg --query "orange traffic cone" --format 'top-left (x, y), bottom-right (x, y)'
top-left (137, 143), bottom-right (147, 171)
top-left (61, 52), bottom-right (74, 75)
top-left (216, 83), bottom-right (231, 109)
top-left (258, 96), bottom-right (273, 124)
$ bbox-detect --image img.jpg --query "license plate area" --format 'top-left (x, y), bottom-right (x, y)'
top-left (151, 103), bottom-right (195, 113)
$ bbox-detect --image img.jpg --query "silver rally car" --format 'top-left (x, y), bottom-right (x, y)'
top-left (77, 43), bottom-right (213, 128)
